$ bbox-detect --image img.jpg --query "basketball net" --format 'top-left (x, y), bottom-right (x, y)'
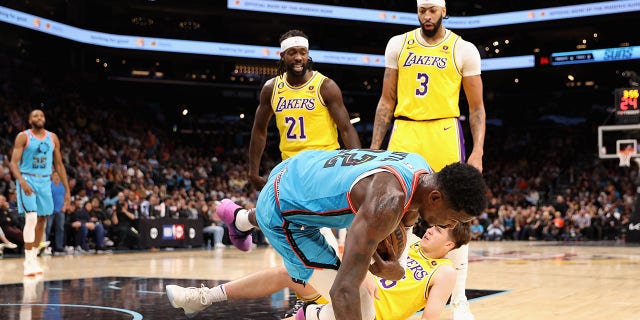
top-left (618, 149), bottom-right (634, 167)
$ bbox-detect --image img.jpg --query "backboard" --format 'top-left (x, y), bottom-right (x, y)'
top-left (597, 124), bottom-right (640, 160)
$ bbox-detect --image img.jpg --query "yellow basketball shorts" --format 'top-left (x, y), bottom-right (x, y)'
top-left (388, 117), bottom-right (465, 171)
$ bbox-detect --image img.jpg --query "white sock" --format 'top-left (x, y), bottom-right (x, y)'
top-left (446, 243), bottom-right (470, 303)
top-left (207, 285), bottom-right (228, 304)
top-left (23, 212), bottom-right (37, 243)
top-left (234, 209), bottom-right (254, 232)
top-left (25, 248), bottom-right (37, 262)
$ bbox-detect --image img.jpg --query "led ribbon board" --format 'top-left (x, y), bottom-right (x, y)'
top-left (227, 0), bottom-right (640, 28)
top-left (551, 46), bottom-right (640, 65)
top-left (0, 5), bottom-right (536, 70)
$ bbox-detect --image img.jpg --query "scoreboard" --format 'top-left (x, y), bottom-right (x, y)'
top-left (615, 88), bottom-right (640, 124)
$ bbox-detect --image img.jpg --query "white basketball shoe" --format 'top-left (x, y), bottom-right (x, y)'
top-left (166, 284), bottom-right (211, 318)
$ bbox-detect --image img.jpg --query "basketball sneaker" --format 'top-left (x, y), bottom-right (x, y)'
top-left (451, 298), bottom-right (475, 320)
top-left (282, 299), bottom-right (305, 319)
top-left (1, 242), bottom-right (18, 250)
top-left (293, 302), bottom-right (318, 320)
top-left (37, 241), bottom-right (50, 256)
top-left (216, 199), bottom-right (253, 251)
top-left (166, 284), bottom-right (211, 318)
top-left (23, 248), bottom-right (43, 276)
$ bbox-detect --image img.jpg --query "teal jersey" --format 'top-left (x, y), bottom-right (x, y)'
top-left (19, 130), bottom-right (55, 176)
top-left (274, 149), bottom-right (433, 228)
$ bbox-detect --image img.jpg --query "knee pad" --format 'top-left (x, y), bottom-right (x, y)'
top-left (23, 212), bottom-right (38, 243)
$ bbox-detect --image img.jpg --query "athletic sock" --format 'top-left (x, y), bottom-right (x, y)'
top-left (447, 243), bottom-right (470, 303)
top-left (207, 284), bottom-right (228, 304)
top-left (234, 209), bottom-right (254, 232)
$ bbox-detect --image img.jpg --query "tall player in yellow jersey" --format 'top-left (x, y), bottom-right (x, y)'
top-left (166, 223), bottom-right (470, 320)
top-left (248, 29), bottom-right (360, 190)
top-left (223, 29), bottom-right (359, 256)
top-left (239, 29), bottom-right (360, 253)
top-left (370, 1), bottom-right (486, 319)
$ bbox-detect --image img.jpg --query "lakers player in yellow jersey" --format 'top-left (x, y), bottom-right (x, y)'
top-left (373, 224), bottom-right (469, 320)
top-left (165, 222), bottom-right (470, 320)
top-left (370, 1), bottom-right (485, 319)
top-left (248, 29), bottom-right (360, 190)
top-left (245, 28), bottom-right (360, 264)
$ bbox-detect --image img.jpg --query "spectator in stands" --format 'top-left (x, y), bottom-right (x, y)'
top-left (148, 194), bottom-right (165, 219)
top-left (0, 225), bottom-right (18, 254)
top-left (111, 192), bottom-right (140, 250)
top-left (500, 206), bottom-right (515, 240)
top-left (486, 218), bottom-right (504, 241)
top-left (70, 200), bottom-right (107, 253)
top-left (200, 203), bottom-right (225, 249)
top-left (552, 195), bottom-right (569, 216)
top-left (46, 172), bottom-right (67, 255)
top-left (126, 189), bottom-right (141, 219)
top-left (139, 195), bottom-right (151, 219)
top-left (522, 207), bottom-right (543, 240)
top-left (0, 194), bottom-right (23, 246)
top-left (470, 218), bottom-right (484, 240)
top-left (0, 172), bottom-right (15, 198)
top-left (572, 208), bottom-right (592, 240)
top-left (91, 197), bottom-right (113, 247)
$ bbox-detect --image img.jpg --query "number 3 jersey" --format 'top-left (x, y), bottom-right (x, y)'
top-left (395, 28), bottom-right (462, 120)
top-left (271, 71), bottom-right (339, 160)
top-left (19, 129), bottom-right (54, 175)
top-left (272, 149), bottom-right (432, 229)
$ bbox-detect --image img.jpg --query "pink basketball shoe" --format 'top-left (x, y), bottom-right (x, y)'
top-left (216, 199), bottom-right (253, 251)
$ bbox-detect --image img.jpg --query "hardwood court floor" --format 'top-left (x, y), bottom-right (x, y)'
top-left (0, 240), bottom-right (638, 319)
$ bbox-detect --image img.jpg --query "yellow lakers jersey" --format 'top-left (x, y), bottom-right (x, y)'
top-left (374, 242), bottom-right (453, 320)
top-left (271, 71), bottom-right (339, 159)
top-left (395, 28), bottom-right (462, 120)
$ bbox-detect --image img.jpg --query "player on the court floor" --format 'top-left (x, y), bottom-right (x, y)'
top-left (167, 223), bottom-right (471, 320)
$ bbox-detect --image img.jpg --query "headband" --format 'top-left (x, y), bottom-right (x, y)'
top-left (280, 36), bottom-right (309, 52)
top-left (417, 0), bottom-right (446, 7)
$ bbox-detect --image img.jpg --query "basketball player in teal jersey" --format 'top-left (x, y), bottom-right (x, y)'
top-left (171, 149), bottom-right (486, 319)
top-left (9, 109), bottom-right (71, 276)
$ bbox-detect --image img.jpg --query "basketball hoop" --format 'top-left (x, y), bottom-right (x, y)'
top-left (618, 149), bottom-right (634, 167)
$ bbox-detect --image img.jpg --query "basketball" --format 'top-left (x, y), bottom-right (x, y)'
top-left (375, 224), bottom-right (407, 261)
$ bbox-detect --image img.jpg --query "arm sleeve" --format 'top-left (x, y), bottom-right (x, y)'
top-left (384, 34), bottom-right (405, 69)
top-left (455, 38), bottom-right (482, 77)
